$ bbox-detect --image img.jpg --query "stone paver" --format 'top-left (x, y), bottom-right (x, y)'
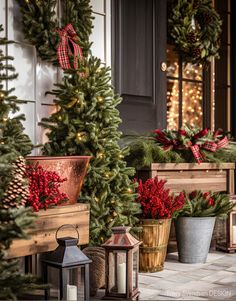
top-left (139, 251), bottom-right (236, 300)
top-left (201, 270), bottom-right (235, 283)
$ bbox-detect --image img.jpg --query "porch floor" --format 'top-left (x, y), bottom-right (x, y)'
top-left (139, 251), bottom-right (236, 300)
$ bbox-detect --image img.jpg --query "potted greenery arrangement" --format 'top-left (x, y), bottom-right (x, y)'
top-left (175, 190), bottom-right (235, 263)
top-left (122, 126), bottom-right (236, 195)
top-left (135, 176), bottom-right (185, 272)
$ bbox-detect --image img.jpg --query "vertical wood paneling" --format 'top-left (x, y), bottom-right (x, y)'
top-left (0, 1), bottom-right (6, 90)
top-left (90, 0), bottom-right (111, 65)
top-left (7, 43), bottom-right (36, 100)
top-left (90, 0), bottom-right (105, 14)
top-left (36, 62), bottom-right (58, 104)
top-left (0, 1), bottom-right (6, 35)
top-left (91, 13), bottom-right (105, 62)
top-left (105, 0), bottom-right (111, 67)
top-left (19, 101), bottom-right (36, 145)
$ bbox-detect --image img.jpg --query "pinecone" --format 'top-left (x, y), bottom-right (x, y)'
top-left (2, 156), bottom-right (29, 209)
top-left (187, 32), bottom-right (197, 43)
top-left (192, 47), bottom-right (201, 58)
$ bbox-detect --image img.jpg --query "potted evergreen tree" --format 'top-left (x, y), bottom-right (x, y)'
top-left (175, 191), bottom-right (235, 263)
top-left (135, 176), bottom-right (185, 272)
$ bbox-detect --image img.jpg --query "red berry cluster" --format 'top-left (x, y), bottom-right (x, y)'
top-left (25, 164), bottom-right (69, 211)
top-left (136, 176), bottom-right (185, 219)
top-left (189, 190), bottom-right (215, 207)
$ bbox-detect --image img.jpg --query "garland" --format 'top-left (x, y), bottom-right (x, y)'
top-left (16, 0), bottom-right (93, 64)
top-left (122, 126), bottom-right (236, 169)
top-left (168, 0), bottom-right (222, 65)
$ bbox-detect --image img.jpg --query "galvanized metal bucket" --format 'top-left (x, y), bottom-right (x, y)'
top-left (174, 217), bottom-right (216, 264)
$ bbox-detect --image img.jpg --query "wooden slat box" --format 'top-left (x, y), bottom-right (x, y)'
top-left (7, 203), bottom-right (90, 259)
top-left (137, 163), bottom-right (235, 194)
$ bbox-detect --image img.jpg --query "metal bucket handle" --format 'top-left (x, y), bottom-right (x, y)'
top-left (55, 224), bottom-right (79, 242)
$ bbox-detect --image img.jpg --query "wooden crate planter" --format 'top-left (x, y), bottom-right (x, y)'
top-left (136, 163), bottom-right (235, 194)
top-left (7, 203), bottom-right (90, 259)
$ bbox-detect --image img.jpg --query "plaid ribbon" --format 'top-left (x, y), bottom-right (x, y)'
top-left (57, 24), bottom-right (83, 70)
top-left (154, 129), bottom-right (183, 150)
top-left (202, 135), bottom-right (228, 152)
top-left (202, 141), bottom-right (217, 152)
top-left (154, 129), bottom-right (173, 149)
top-left (217, 136), bottom-right (228, 149)
top-left (190, 144), bottom-right (205, 164)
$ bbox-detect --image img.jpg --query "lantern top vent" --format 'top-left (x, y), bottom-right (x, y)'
top-left (102, 226), bottom-right (141, 249)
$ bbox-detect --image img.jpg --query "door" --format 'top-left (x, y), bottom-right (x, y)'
top-left (112, 0), bottom-right (167, 134)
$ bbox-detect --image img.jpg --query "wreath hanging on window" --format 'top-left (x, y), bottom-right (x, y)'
top-left (168, 0), bottom-right (222, 65)
top-left (16, 0), bottom-right (93, 65)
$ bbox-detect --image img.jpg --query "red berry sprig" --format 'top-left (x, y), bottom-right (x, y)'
top-left (136, 176), bottom-right (185, 219)
top-left (25, 164), bottom-right (69, 211)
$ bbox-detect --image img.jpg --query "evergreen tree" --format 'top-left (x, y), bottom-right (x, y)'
top-left (41, 56), bottom-right (140, 245)
top-left (0, 25), bottom-right (37, 300)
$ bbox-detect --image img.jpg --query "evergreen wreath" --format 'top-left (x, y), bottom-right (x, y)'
top-left (168, 0), bottom-right (222, 65)
top-left (16, 0), bottom-right (93, 64)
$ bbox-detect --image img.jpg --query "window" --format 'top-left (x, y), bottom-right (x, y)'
top-left (166, 45), bottom-right (204, 130)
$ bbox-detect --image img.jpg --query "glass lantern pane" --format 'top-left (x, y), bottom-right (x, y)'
top-left (45, 266), bottom-right (85, 301)
top-left (182, 81), bottom-right (203, 128)
top-left (232, 214), bottom-right (236, 244)
top-left (167, 79), bottom-right (179, 130)
top-left (132, 250), bottom-right (138, 290)
top-left (182, 62), bottom-right (203, 81)
top-left (46, 266), bottom-right (60, 299)
top-left (108, 251), bottom-right (127, 294)
top-left (67, 267), bottom-right (85, 301)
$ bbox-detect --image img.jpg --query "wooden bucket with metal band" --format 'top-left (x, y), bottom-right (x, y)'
top-left (139, 218), bottom-right (171, 272)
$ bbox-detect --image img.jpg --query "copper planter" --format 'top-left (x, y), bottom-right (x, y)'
top-left (26, 156), bottom-right (91, 205)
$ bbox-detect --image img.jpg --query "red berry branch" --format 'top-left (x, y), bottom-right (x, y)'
top-left (25, 164), bottom-right (69, 211)
top-left (136, 176), bottom-right (185, 219)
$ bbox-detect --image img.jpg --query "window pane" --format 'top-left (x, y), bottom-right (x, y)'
top-left (182, 62), bottom-right (203, 81)
top-left (182, 82), bottom-right (203, 128)
top-left (166, 44), bottom-right (179, 78)
top-left (167, 79), bottom-right (179, 130)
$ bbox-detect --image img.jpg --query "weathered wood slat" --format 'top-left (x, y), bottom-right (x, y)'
top-left (137, 162), bottom-right (235, 194)
top-left (142, 163), bottom-right (235, 171)
top-left (152, 170), bottom-right (227, 178)
top-left (7, 203), bottom-right (90, 259)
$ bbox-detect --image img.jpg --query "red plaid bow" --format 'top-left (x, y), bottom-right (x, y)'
top-left (154, 128), bottom-right (229, 164)
top-left (57, 24), bottom-right (83, 70)
top-left (191, 144), bottom-right (205, 164)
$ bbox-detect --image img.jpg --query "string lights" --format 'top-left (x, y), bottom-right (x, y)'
top-left (167, 61), bottom-right (203, 130)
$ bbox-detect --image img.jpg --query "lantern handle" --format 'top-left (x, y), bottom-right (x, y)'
top-left (55, 224), bottom-right (79, 242)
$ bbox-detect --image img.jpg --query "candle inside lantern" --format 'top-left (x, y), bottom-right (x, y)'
top-left (67, 284), bottom-right (77, 301)
top-left (117, 262), bottom-right (126, 293)
top-left (233, 225), bottom-right (236, 244)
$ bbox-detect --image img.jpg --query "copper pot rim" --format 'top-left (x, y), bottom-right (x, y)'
top-left (26, 155), bottom-right (92, 161)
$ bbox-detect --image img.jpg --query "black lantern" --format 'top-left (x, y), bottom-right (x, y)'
top-left (102, 226), bottom-right (141, 300)
top-left (42, 224), bottom-right (91, 300)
